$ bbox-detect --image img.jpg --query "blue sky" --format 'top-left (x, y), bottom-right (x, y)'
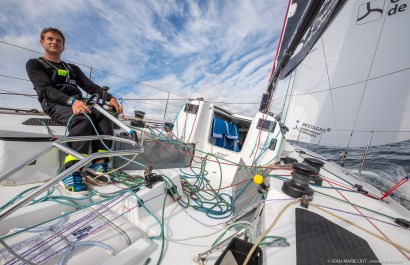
top-left (0, 0), bottom-right (288, 121)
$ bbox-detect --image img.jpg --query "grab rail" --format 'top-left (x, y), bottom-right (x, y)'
top-left (0, 135), bottom-right (143, 221)
top-left (293, 129), bottom-right (410, 175)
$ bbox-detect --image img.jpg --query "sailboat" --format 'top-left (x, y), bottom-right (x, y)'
top-left (0, 0), bottom-right (409, 264)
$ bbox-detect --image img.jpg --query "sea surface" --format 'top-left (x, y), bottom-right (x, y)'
top-left (292, 139), bottom-right (410, 211)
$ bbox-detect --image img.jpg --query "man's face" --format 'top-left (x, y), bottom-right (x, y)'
top-left (40, 31), bottom-right (64, 55)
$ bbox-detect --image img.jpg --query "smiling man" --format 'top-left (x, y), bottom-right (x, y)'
top-left (26, 27), bottom-right (123, 194)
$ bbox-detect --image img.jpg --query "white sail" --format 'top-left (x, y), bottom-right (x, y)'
top-left (270, 0), bottom-right (410, 147)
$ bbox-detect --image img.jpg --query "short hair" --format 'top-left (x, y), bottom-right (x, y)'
top-left (40, 27), bottom-right (65, 45)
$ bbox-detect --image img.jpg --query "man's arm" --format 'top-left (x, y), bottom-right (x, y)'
top-left (26, 58), bottom-right (71, 105)
top-left (72, 64), bottom-right (122, 114)
top-left (71, 64), bottom-right (114, 101)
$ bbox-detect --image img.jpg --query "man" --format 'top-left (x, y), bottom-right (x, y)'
top-left (26, 27), bottom-right (123, 194)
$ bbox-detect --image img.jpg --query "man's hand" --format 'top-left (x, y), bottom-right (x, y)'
top-left (108, 98), bottom-right (123, 114)
top-left (72, 100), bottom-right (91, 115)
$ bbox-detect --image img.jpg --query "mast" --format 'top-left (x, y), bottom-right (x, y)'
top-left (261, 0), bottom-right (347, 113)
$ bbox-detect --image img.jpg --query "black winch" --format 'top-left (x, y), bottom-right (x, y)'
top-left (303, 157), bottom-right (325, 186)
top-left (131, 110), bottom-right (146, 128)
top-left (281, 163), bottom-right (315, 200)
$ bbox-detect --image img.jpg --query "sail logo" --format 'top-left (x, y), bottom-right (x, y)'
top-left (357, 0), bottom-right (407, 25)
top-left (357, 0), bottom-right (385, 24)
top-left (298, 122), bottom-right (331, 138)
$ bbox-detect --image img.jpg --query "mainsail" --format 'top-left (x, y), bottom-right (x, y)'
top-left (266, 0), bottom-right (410, 148)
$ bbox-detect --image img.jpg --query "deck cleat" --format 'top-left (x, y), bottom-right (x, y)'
top-left (144, 165), bottom-right (163, 188)
top-left (394, 218), bottom-right (410, 228)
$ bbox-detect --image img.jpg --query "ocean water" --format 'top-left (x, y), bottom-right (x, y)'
top-left (292, 139), bottom-right (410, 211)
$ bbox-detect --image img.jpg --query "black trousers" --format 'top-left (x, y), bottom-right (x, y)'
top-left (46, 104), bottom-right (113, 157)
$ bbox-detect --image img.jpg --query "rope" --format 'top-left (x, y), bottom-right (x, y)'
top-left (36, 118), bottom-right (55, 138)
top-left (380, 175), bottom-right (410, 200)
top-left (0, 239), bottom-right (36, 265)
top-left (243, 198), bottom-right (301, 265)
top-left (310, 203), bottom-right (410, 254)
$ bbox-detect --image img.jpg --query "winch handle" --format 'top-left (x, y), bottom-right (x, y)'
top-left (85, 93), bottom-right (101, 108)
top-left (102, 86), bottom-right (109, 105)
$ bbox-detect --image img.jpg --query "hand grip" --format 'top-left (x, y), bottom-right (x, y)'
top-left (102, 86), bottom-right (109, 105)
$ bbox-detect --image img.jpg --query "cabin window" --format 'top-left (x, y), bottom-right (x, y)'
top-left (211, 117), bottom-right (240, 152)
top-left (209, 112), bottom-right (250, 152)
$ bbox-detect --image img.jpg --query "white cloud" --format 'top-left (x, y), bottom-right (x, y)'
top-left (0, 0), bottom-right (288, 120)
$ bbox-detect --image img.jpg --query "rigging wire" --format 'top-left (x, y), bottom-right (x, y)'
top-left (0, 40), bottom-right (42, 54)
top-left (310, 203), bottom-right (410, 254)
top-left (279, 70), bottom-right (295, 125)
top-left (0, 74), bottom-right (30, 82)
top-left (321, 37), bottom-right (341, 151)
top-left (346, 4), bottom-right (389, 153)
top-left (0, 36), bottom-right (263, 107)
top-left (269, 67), bottom-right (410, 100)
top-left (131, 100), bottom-right (181, 110)
top-left (0, 115), bottom-right (406, 262)
top-left (1, 44), bottom-right (408, 257)
top-left (0, 75), bottom-right (261, 106)
top-left (323, 175), bottom-right (410, 259)
top-left (0, 40), bottom-right (188, 99)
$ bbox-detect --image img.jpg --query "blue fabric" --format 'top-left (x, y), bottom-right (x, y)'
top-left (226, 123), bottom-right (238, 139)
top-left (226, 122), bottom-right (241, 152)
top-left (231, 123), bottom-right (240, 152)
top-left (213, 117), bottom-right (228, 148)
top-left (226, 123), bottom-right (240, 152)
top-left (215, 136), bottom-right (226, 148)
top-left (212, 118), bottom-right (240, 152)
top-left (212, 117), bottom-right (228, 138)
top-left (231, 130), bottom-right (240, 152)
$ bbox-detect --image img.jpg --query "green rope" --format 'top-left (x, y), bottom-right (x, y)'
top-left (35, 118), bottom-right (54, 137)
top-left (211, 223), bottom-right (251, 246)
top-left (109, 170), bottom-right (146, 187)
top-left (259, 236), bottom-right (288, 246)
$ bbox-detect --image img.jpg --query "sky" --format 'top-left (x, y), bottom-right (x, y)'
top-left (0, 0), bottom-right (288, 121)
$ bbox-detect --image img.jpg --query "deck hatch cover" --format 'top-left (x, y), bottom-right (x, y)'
top-left (296, 208), bottom-right (380, 265)
top-left (22, 118), bottom-right (63, 126)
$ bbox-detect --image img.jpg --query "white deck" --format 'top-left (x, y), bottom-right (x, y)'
top-left (0, 102), bottom-right (409, 264)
